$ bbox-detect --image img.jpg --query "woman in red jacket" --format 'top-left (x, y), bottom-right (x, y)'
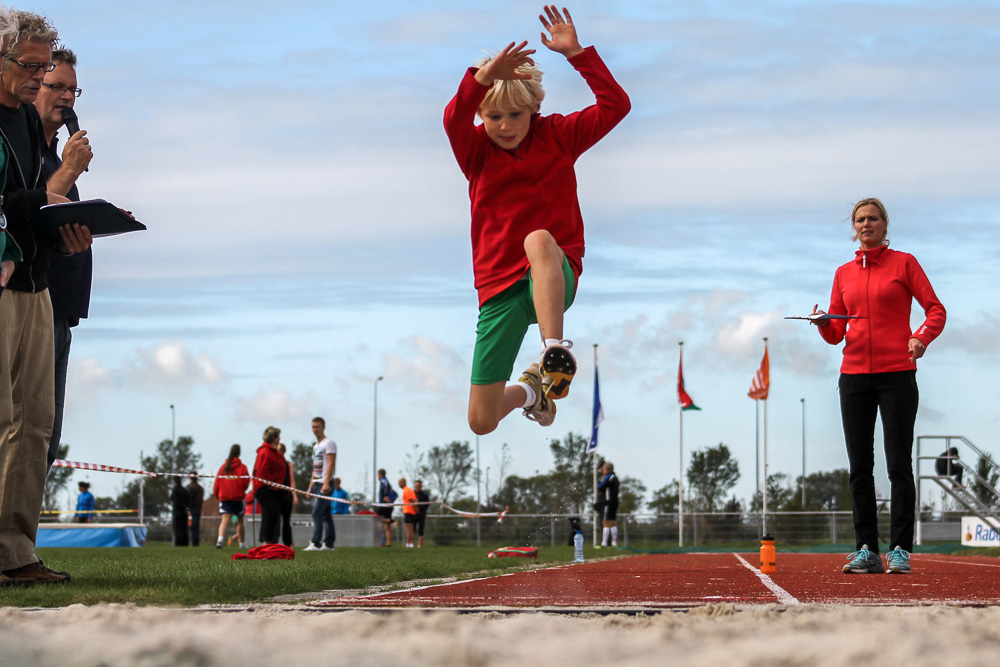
top-left (813, 198), bottom-right (945, 575)
top-left (251, 426), bottom-right (288, 546)
top-left (214, 444), bottom-right (250, 549)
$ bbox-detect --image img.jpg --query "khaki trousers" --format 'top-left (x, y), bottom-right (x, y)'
top-left (0, 289), bottom-right (55, 571)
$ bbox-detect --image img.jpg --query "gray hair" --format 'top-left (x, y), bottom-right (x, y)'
top-left (0, 7), bottom-right (18, 54)
top-left (7, 10), bottom-right (57, 56)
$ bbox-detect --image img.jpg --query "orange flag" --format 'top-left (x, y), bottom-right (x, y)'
top-left (748, 344), bottom-right (769, 400)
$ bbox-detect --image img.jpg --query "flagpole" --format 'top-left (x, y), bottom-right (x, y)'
top-left (678, 341), bottom-right (684, 548)
top-left (755, 399), bottom-right (760, 535)
top-left (592, 343), bottom-right (599, 548)
top-left (762, 337), bottom-right (769, 536)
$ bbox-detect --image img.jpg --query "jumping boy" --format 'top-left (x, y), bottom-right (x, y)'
top-left (444, 5), bottom-right (630, 435)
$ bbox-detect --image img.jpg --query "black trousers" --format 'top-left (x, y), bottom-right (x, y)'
top-left (189, 512), bottom-right (201, 546)
top-left (172, 514), bottom-right (189, 546)
top-left (255, 487), bottom-right (283, 544)
top-left (278, 491), bottom-right (293, 547)
top-left (839, 371), bottom-right (918, 552)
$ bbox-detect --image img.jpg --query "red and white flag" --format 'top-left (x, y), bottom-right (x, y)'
top-left (677, 348), bottom-right (701, 411)
top-left (748, 344), bottom-right (770, 400)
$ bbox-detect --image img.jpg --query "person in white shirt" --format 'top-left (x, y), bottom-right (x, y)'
top-left (304, 417), bottom-right (337, 551)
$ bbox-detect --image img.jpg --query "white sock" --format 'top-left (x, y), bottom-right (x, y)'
top-left (542, 338), bottom-right (562, 352)
top-left (611, 527), bottom-right (618, 545)
top-left (517, 381), bottom-right (536, 408)
top-left (602, 527), bottom-right (610, 546)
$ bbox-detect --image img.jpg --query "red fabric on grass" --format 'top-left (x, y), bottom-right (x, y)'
top-left (231, 544), bottom-right (295, 560)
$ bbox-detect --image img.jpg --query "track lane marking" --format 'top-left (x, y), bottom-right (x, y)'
top-left (733, 553), bottom-right (800, 605)
top-left (921, 557), bottom-right (1000, 568)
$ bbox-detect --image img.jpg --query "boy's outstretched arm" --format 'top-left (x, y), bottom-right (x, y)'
top-left (474, 41), bottom-right (537, 87)
top-left (539, 5), bottom-right (585, 59)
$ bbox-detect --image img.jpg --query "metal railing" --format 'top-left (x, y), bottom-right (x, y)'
top-left (916, 435), bottom-right (1000, 545)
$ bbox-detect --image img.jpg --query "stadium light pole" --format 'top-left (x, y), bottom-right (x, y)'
top-left (476, 435), bottom-right (482, 548)
top-left (801, 397), bottom-right (806, 507)
top-left (170, 404), bottom-right (175, 445)
top-left (373, 376), bottom-right (383, 504)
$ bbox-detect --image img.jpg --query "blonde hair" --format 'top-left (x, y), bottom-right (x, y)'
top-left (850, 197), bottom-right (890, 246)
top-left (7, 10), bottom-right (57, 56)
top-left (476, 52), bottom-right (544, 113)
top-left (262, 426), bottom-right (281, 444)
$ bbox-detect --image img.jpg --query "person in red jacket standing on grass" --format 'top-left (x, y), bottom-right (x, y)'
top-left (444, 5), bottom-right (630, 435)
top-left (812, 197), bottom-right (946, 576)
top-left (250, 427), bottom-right (288, 546)
top-left (214, 444), bottom-right (250, 549)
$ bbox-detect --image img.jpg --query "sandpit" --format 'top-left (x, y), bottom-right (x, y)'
top-left (2, 603), bottom-right (999, 666)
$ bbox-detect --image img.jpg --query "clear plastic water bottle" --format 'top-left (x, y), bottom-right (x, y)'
top-left (573, 530), bottom-right (584, 563)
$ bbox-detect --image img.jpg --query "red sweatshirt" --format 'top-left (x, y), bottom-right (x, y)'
top-left (819, 245), bottom-right (946, 374)
top-left (213, 457), bottom-right (250, 501)
top-left (444, 46), bottom-right (631, 307)
top-left (251, 443), bottom-right (288, 493)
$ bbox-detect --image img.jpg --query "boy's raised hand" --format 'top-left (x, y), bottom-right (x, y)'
top-left (539, 5), bottom-right (584, 58)
top-left (475, 41), bottom-right (537, 87)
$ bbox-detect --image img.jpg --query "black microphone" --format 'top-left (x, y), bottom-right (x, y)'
top-left (60, 107), bottom-right (88, 172)
top-left (61, 106), bottom-right (80, 136)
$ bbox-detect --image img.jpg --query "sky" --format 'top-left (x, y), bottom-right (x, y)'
top-left (28, 0), bottom-right (1000, 512)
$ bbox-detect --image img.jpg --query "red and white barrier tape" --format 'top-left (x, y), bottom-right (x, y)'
top-left (52, 459), bottom-right (509, 520)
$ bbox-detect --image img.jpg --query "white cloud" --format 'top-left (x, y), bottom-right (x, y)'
top-left (123, 340), bottom-right (226, 389)
top-left (234, 385), bottom-right (317, 425)
top-left (937, 316), bottom-right (1000, 358)
top-left (65, 357), bottom-right (113, 402)
top-left (382, 336), bottom-right (467, 414)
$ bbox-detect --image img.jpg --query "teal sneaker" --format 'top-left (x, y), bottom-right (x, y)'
top-left (885, 546), bottom-right (911, 574)
top-left (843, 544), bottom-right (884, 574)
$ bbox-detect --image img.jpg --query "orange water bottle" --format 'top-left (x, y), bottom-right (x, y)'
top-left (760, 534), bottom-right (776, 574)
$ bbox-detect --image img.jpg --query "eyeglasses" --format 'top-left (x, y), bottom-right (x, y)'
top-left (41, 82), bottom-right (83, 98)
top-left (2, 55), bottom-right (56, 73)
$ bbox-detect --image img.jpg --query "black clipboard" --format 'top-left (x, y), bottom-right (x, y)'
top-left (33, 199), bottom-right (146, 240)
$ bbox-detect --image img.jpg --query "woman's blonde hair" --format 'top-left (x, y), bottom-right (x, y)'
top-left (850, 197), bottom-right (890, 246)
top-left (476, 52), bottom-right (545, 113)
top-left (262, 426), bottom-right (281, 444)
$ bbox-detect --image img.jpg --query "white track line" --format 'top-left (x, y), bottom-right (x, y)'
top-left (733, 553), bottom-right (800, 605)
top-left (921, 557), bottom-right (1000, 568)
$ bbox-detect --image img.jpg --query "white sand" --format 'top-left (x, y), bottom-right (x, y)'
top-left (2, 603), bottom-right (999, 666)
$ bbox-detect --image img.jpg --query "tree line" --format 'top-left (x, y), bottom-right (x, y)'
top-left (44, 434), bottom-right (1000, 518)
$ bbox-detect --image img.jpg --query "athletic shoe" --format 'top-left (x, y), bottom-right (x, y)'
top-left (216, 539), bottom-right (223, 549)
top-left (1, 560), bottom-right (72, 585)
top-left (519, 363), bottom-right (556, 426)
top-left (303, 543), bottom-right (321, 551)
top-left (842, 544), bottom-right (884, 574)
top-left (540, 341), bottom-right (576, 400)
top-left (885, 546), bottom-right (911, 574)
top-left (320, 545), bottom-right (334, 551)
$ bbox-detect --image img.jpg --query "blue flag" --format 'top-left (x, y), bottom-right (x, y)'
top-left (587, 365), bottom-right (603, 454)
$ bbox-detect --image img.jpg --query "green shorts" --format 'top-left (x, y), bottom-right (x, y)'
top-left (471, 256), bottom-right (577, 385)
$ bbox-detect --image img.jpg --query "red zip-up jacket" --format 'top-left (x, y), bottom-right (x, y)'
top-left (213, 457), bottom-right (250, 501)
top-left (819, 245), bottom-right (946, 374)
top-left (251, 443), bottom-right (288, 493)
top-left (444, 46), bottom-right (631, 307)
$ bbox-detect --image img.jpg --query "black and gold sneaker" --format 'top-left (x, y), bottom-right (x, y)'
top-left (540, 341), bottom-right (576, 400)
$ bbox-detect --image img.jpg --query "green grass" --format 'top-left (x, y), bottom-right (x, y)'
top-left (0, 542), bottom-right (582, 608)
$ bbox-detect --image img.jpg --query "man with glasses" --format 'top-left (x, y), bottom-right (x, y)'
top-left (0, 11), bottom-right (90, 586)
top-left (34, 47), bottom-right (93, 474)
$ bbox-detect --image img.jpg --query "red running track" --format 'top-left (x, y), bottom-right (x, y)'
top-left (313, 553), bottom-right (1000, 609)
